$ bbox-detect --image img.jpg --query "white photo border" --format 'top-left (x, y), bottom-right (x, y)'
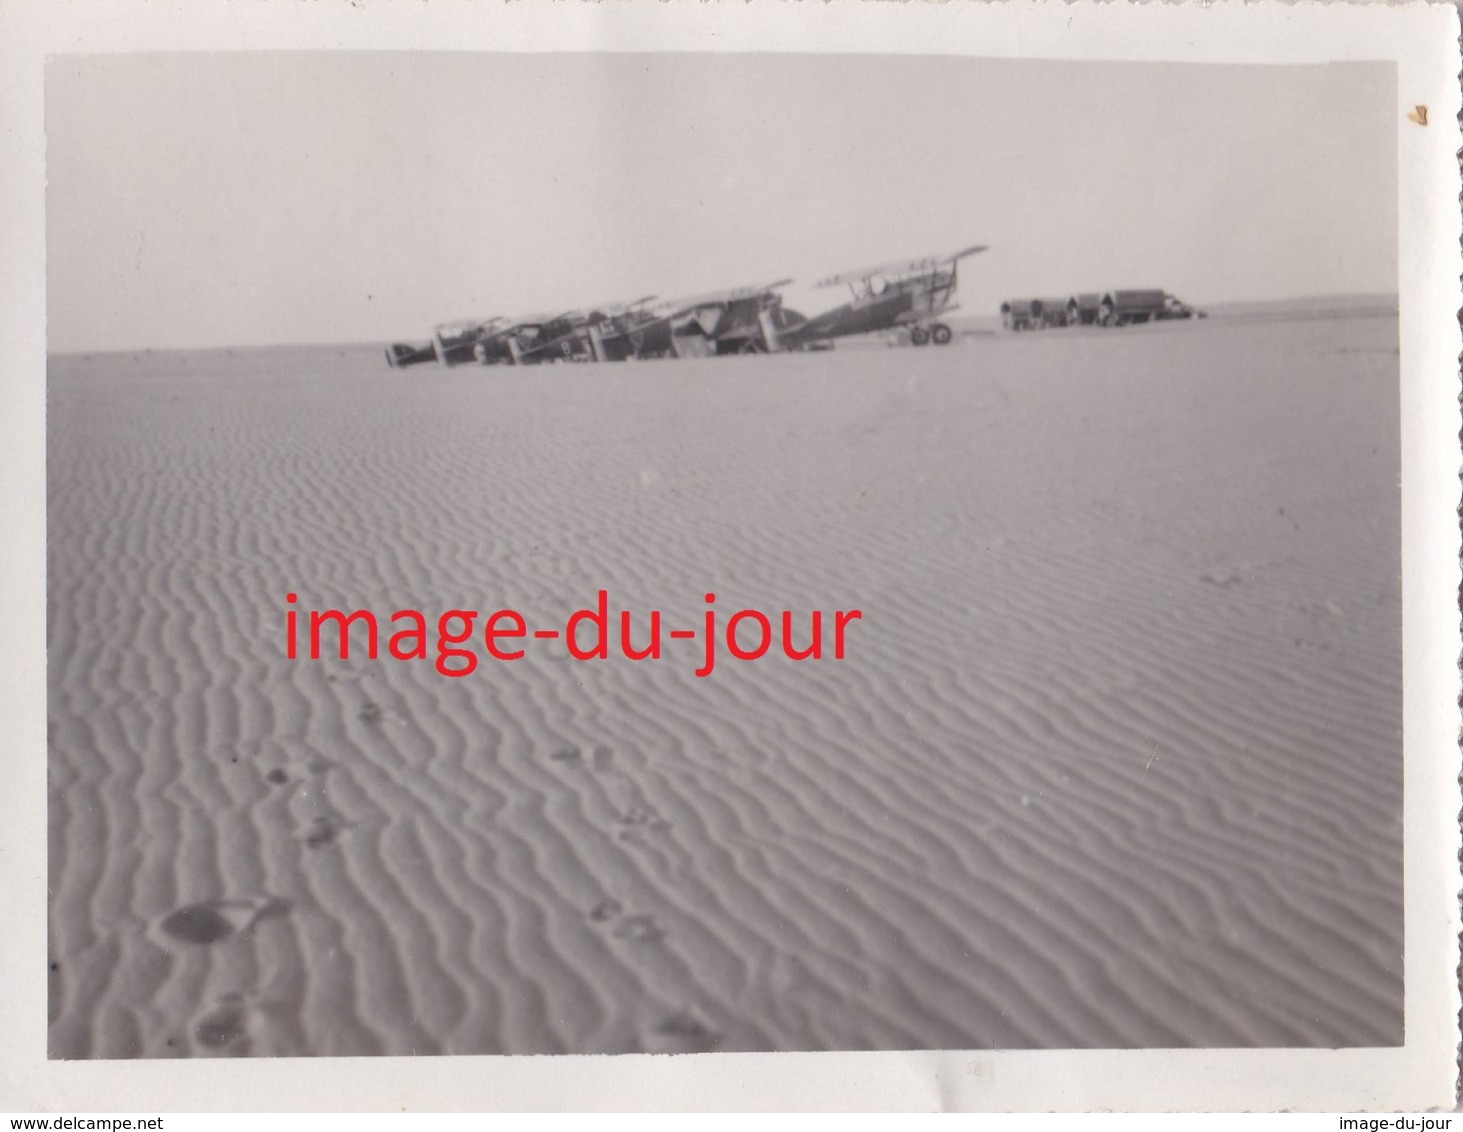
top-left (1, 0), bottom-right (1458, 1112)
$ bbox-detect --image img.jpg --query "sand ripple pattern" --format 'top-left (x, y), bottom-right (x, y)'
top-left (48, 319), bottom-right (1402, 1056)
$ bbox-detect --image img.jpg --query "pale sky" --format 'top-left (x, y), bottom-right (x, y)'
top-left (45, 53), bottom-right (1397, 352)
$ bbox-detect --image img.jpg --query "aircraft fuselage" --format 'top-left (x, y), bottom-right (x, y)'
top-left (784, 270), bottom-right (958, 348)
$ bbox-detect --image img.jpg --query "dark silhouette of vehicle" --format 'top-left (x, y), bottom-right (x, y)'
top-left (1000, 296), bottom-right (1069, 330)
top-left (1098, 291), bottom-right (1203, 326)
top-left (1066, 293), bottom-right (1104, 326)
top-left (1000, 290), bottom-right (1205, 331)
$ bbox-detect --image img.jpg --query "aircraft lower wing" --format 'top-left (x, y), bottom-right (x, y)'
top-left (892, 303), bottom-right (960, 325)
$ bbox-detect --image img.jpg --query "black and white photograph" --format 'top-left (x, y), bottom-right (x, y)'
top-left (5, 0), bottom-right (1460, 1114)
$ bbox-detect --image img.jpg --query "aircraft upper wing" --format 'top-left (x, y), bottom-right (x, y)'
top-left (434, 316), bottom-right (504, 336)
top-left (603, 294), bottom-right (658, 315)
top-left (500, 309), bottom-right (579, 330)
top-left (814, 245), bottom-right (989, 288)
top-left (657, 279), bottom-right (794, 314)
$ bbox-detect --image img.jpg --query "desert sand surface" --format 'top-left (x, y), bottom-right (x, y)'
top-left (47, 308), bottom-right (1402, 1057)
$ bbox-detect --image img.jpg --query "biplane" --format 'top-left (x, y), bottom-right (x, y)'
top-left (782, 245), bottom-right (988, 349)
top-left (385, 340), bottom-right (438, 368)
top-left (500, 308), bottom-right (596, 365)
top-left (579, 296), bottom-right (661, 362)
top-left (385, 317), bottom-right (504, 368)
top-left (663, 280), bottom-right (802, 357)
top-left (385, 244), bottom-right (989, 368)
top-left (588, 282), bottom-right (802, 360)
top-left (468, 319), bottom-right (522, 365)
top-left (587, 297), bottom-right (673, 361)
top-left (470, 296), bottom-right (662, 365)
top-left (451, 311), bottom-right (589, 365)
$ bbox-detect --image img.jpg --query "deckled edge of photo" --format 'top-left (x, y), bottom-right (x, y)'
top-left (0, 0), bottom-right (1458, 1113)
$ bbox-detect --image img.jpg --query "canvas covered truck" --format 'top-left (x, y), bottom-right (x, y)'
top-left (1158, 294), bottom-right (1203, 320)
top-left (1035, 297), bottom-right (1071, 328)
top-left (1004, 290), bottom-right (1205, 332)
top-left (1097, 290), bottom-right (1165, 326)
top-left (1066, 293), bottom-right (1104, 325)
top-left (1002, 297), bottom-right (1074, 330)
top-left (1098, 291), bottom-right (1203, 326)
top-left (1000, 299), bottom-right (1070, 330)
top-left (1000, 299), bottom-right (1038, 331)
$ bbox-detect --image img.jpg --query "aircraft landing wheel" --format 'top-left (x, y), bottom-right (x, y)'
top-left (931, 323), bottom-right (952, 346)
top-left (909, 325), bottom-right (931, 346)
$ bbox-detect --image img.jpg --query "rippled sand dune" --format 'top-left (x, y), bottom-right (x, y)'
top-left (47, 311), bottom-right (1403, 1057)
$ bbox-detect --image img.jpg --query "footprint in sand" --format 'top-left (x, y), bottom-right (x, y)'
top-left (617, 805), bottom-right (669, 830)
top-left (548, 745), bottom-right (615, 773)
top-left (193, 993), bottom-right (251, 1052)
top-left (158, 897), bottom-right (291, 946)
top-left (615, 804), bottom-right (671, 844)
top-left (253, 739), bottom-right (333, 785)
top-left (48, 959), bottom-right (62, 1026)
top-left (301, 813), bottom-right (355, 850)
top-left (260, 754), bottom-right (334, 790)
top-left (188, 989), bottom-right (294, 1056)
top-left (357, 700), bottom-right (408, 728)
top-left (611, 912), bottom-right (667, 944)
top-left (587, 900), bottom-right (666, 944)
top-left (650, 1006), bottom-right (723, 1053)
